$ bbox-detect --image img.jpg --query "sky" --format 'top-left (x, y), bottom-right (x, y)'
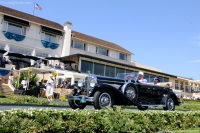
top-left (1, 0), bottom-right (200, 79)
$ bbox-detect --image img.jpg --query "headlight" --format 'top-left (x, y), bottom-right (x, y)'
top-left (78, 79), bottom-right (85, 87)
top-left (90, 78), bottom-right (97, 88)
top-left (176, 93), bottom-right (180, 98)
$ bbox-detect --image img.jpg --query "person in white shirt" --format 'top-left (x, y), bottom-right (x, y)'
top-left (46, 75), bottom-right (54, 101)
top-left (153, 77), bottom-right (161, 85)
top-left (138, 71), bottom-right (147, 84)
top-left (21, 78), bottom-right (28, 90)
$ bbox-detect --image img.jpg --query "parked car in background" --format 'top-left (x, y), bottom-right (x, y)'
top-left (67, 72), bottom-right (181, 110)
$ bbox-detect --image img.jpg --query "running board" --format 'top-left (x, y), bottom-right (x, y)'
top-left (141, 104), bottom-right (166, 107)
top-left (73, 95), bottom-right (94, 102)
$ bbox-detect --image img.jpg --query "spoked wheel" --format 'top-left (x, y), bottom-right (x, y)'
top-left (124, 85), bottom-right (138, 102)
top-left (137, 106), bottom-right (148, 110)
top-left (163, 96), bottom-right (175, 111)
top-left (68, 100), bottom-right (86, 109)
top-left (68, 91), bottom-right (86, 109)
top-left (93, 90), bottom-right (114, 109)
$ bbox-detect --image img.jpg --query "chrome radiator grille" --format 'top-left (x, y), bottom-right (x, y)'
top-left (84, 77), bottom-right (90, 91)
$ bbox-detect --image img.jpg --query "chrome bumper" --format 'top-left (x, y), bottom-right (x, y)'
top-left (68, 95), bottom-right (94, 102)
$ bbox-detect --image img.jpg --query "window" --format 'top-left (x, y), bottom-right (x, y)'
top-left (105, 65), bottom-right (115, 77)
top-left (149, 75), bottom-right (156, 83)
top-left (36, 52), bottom-right (48, 58)
top-left (116, 67), bottom-right (125, 76)
top-left (163, 77), bottom-right (169, 82)
top-left (81, 60), bottom-right (93, 73)
top-left (10, 47), bottom-right (31, 55)
top-left (94, 63), bottom-right (105, 76)
top-left (144, 74), bottom-right (150, 82)
top-left (126, 70), bottom-right (134, 73)
top-left (180, 82), bottom-right (184, 90)
top-left (44, 33), bottom-right (56, 43)
top-left (4, 22), bottom-right (26, 35)
top-left (175, 80), bottom-right (179, 90)
top-left (73, 41), bottom-right (85, 50)
top-left (185, 83), bottom-right (189, 92)
top-left (0, 45), bottom-right (5, 50)
top-left (119, 53), bottom-right (127, 60)
top-left (97, 47), bottom-right (108, 56)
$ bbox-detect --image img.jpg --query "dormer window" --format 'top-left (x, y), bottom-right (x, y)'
top-left (44, 33), bottom-right (56, 43)
top-left (72, 40), bottom-right (86, 50)
top-left (3, 15), bottom-right (29, 35)
top-left (4, 22), bottom-right (26, 35)
top-left (96, 47), bottom-right (108, 56)
top-left (40, 26), bottom-right (62, 49)
top-left (41, 26), bottom-right (63, 43)
top-left (119, 53), bottom-right (127, 60)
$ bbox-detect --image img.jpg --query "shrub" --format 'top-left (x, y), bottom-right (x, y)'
top-left (15, 73), bottom-right (39, 90)
top-left (0, 93), bottom-right (6, 98)
top-left (0, 107), bottom-right (200, 132)
top-left (59, 96), bottom-right (67, 102)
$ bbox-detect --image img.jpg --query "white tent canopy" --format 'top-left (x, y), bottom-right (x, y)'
top-left (20, 67), bottom-right (54, 74)
top-left (19, 67), bottom-right (55, 89)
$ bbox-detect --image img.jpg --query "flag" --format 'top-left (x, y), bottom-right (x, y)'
top-left (34, 3), bottom-right (42, 10)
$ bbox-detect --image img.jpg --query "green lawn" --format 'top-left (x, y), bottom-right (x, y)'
top-left (0, 98), bottom-right (16, 103)
top-left (1, 94), bottom-right (200, 111)
top-left (0, 94), bottom-right (69, 106)
top-left (122, 98), bottom-right (200, 111)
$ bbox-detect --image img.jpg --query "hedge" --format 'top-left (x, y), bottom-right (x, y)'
top-left (0, 107), bottom-right (200, 133)
top-left (5, 95), bottom-right (68, 106)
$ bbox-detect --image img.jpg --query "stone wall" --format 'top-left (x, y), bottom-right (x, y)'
top-left (54, 88), bottom-right (72, 98)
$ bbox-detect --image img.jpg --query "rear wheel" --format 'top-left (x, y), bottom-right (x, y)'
top-left (137, 106), bottom-right (148, 110)
top-left (163, 96), bottom-right (175, 111)
top-left (93, 90), bottom-right (114, 109)
top-left (68, 91), bottom-right (86, 109)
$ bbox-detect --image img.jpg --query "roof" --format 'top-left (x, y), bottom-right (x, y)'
top-left (0, 5), bottom-right (63, 31)
top-left (72, 30), bottom-right (132, 55)
top-left (62, 54), bottom-right (177, 78)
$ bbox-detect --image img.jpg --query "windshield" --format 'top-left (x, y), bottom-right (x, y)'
top-left (116, 72), bottom-right (137, 81)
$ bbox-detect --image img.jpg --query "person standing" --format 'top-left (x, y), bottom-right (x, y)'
top-left (66, 81), bottom-right (71, 89)
top-left (61, 79), bottom-right (66, 88)
top-left (21, 78), bottom-right (28, 90)
top-left (46, 75), bottom-right (54, 101)
top-left (2, 57), bottom-right (6, 68)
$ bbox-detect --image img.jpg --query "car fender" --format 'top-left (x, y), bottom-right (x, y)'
top-left (90, 83), bottom-right (122, 96)
top-left (164, 91), bottom-right (180, 105)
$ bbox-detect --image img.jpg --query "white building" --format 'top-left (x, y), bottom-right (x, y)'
top-left (0, 5), bottom-right (200, 98)
top-left (0, 5), bottom-right (64, 69)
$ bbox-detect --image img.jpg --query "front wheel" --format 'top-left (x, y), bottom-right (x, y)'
top-left (93, 90), bottom-right (114, 109)
top-left (68, 91), bottom-right (86, 109)
top-left (163, 96), bottom-right (175, 111)
top-left (137, 106), bottom-right (148, 110)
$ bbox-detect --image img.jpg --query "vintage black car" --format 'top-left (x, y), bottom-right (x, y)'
top-left (67, 72), bottom-right (181, 110)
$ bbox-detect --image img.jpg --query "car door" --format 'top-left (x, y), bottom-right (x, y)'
top-left (137, 83), bottom-right (165, 104)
